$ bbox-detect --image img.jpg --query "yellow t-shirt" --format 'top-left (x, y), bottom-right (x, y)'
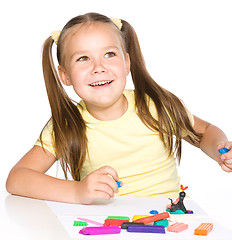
top-left (35, 90), bottom-right (194, 198)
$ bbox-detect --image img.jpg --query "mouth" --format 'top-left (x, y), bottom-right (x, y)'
top-left (89, 80), bottom-right (113, 87)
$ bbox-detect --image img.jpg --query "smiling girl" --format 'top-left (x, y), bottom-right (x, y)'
top-left (6, 13), bottom-right (232, 204)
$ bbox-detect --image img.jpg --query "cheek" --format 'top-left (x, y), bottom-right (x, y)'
top-left (70, 67), bottom-right (86, 83)
top-left (119, 65), bottom-right (129, 78)
top-left (111, 61), bottom-right (128, 77)
top-left (69, 75), bottom-right (84, 96)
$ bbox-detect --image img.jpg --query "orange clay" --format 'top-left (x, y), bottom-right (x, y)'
top-left (133, 212), bottom-right (169, 224)
top-left (194, 223), bottom-right (213, 236)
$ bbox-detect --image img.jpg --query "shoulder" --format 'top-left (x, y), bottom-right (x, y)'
top-left (34, 119), bottom-right (56, 157)
top-left (40, 119), bottom-right (54, 136)
top-left (123, 89), bottom-right (135, 100)
top-left (124, 89), bottom-right (159, 119)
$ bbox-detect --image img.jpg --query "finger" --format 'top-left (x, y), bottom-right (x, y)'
top-left (224, 142), bottom-right (232, 150)
top-left (220, 163), bottom-right (232, 173)
top-left (220, 151), bottom-right (232, 161)
top-left (97, 175), bottom-right (119, 193)
top-left (217, 157), bottom-right (232, 172)
top-left (97, 165), bottom-right (119, 181)
top-left (94, 190), bottom-right (113, 201)
top-left (217, 143), bottom-right (225, 151)
top-left (94, 182), bottom-right (115, 198)
top-left (223, 158), bottom-right (232, 166)
top-left (217, 158), bottom-right (224, 168)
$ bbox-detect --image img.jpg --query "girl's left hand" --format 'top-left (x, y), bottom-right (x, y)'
top-left (217, 142), bottom-right (232, 172)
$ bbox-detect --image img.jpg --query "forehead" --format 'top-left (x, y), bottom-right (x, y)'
top-left (62, 22), bottom-right (123, 55)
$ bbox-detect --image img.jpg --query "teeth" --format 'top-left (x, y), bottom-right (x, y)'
top-left (90, 80), bottom-right (112, 86)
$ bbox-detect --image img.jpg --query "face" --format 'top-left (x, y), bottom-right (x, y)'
top-left (58, 22), bottom-right (130, 117)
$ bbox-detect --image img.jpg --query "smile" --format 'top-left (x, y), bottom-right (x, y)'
top-left (89, 80), bottom-right (113, 87)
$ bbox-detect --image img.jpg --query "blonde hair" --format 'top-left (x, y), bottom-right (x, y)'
top-left (41, 12), bottom-right (202, 180)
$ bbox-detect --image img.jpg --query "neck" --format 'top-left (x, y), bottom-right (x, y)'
top-left (86, 95), bottom-right (128, 121)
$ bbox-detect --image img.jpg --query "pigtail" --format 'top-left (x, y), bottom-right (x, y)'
top-left (40, 13), bottom-right (117, 181)
top-left (41, 37), bottom-right (87, 180)
top-left (121, 20), bottom-right (202, 162)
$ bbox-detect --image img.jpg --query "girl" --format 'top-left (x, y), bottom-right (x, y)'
top-left (6, 12), bottom-right (232, 204)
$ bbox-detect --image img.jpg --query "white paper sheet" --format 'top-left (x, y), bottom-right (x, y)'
top-left (46, 196), bottom-right (232, 239)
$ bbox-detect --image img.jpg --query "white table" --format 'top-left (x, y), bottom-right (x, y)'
top-left (0, 191), bottom-right (71, 240)
top-left (1, 191), bottom-right (231, 240)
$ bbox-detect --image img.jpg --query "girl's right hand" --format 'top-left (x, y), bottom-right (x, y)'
top-left (75, 166), bottom-right (121, 204)
top-left (217, 142), bottom-right (232, 172)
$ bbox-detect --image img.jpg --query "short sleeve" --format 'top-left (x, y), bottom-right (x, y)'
top-left (34, 120), bottom-right (56, 157)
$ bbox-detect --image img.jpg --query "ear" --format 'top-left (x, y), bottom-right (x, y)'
top-left (125, 53), bottom-right (130, 75)
top-left (58, 65), bottom-right (72, 86)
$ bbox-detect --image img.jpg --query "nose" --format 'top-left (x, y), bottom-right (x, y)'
top-left (92, 60), bottom-right (107, 74)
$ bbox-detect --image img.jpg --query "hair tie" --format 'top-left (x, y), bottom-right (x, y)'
top-left (51, 31), bottom-right (61, 44)
top-left (110, 17), bottom-right (122, 30)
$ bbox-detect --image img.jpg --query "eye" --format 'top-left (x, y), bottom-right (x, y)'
top-left (77, 56), bottom-right (89, 62)
top-left (105, 52), bottom-right (116, 58)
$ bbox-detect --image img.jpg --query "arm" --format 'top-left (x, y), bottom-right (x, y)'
top-left (6, 146), bottom-right (120, 204)
top-left (184, 115), bottom-right (232, 172)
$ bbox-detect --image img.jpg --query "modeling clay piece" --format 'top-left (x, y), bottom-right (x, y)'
top-left (104, 218), bottom-right (129, 226)
top-left (167, 209), bottom-right (185, 214)
top-left (149, 210), bottom-right (159, 214)
top-left (127, 225), bottom-right (165, 234)
top-left (133, 212), bottom-right (169, 224)
top-left (194, 223), bottom-right (213, 236)
top-left (73, 221), bottom-right (88, 226)
top-left (167, 222), bottom-right (188, 233)
top-left (186, 210), bottom-right (193, 214)
top-left (218, 147), bottom-right (230, 155)
top-left (121, 222), bottom-right (144, 229)
top-left (169, 214), bottom-right (196, 222)
top-left (132, 215), bottom-right (149, 221)
top-left (168, 185), bottom-right (189, 214)
top-left (116, 181), bottom-right (122, 187)
top-left (154, 219), bottom-right (169, 227)
top-left (77, 217), bottom-right (103, 226)
top-left (79, 226), bottom-right (121, 235)
top-left (166, 197), bottom-right (179, 209)
top-left (107, 216), bottom-right (130, 220)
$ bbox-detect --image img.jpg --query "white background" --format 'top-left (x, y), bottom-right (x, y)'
top-left (1, 0), bottom-right (232, 231)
